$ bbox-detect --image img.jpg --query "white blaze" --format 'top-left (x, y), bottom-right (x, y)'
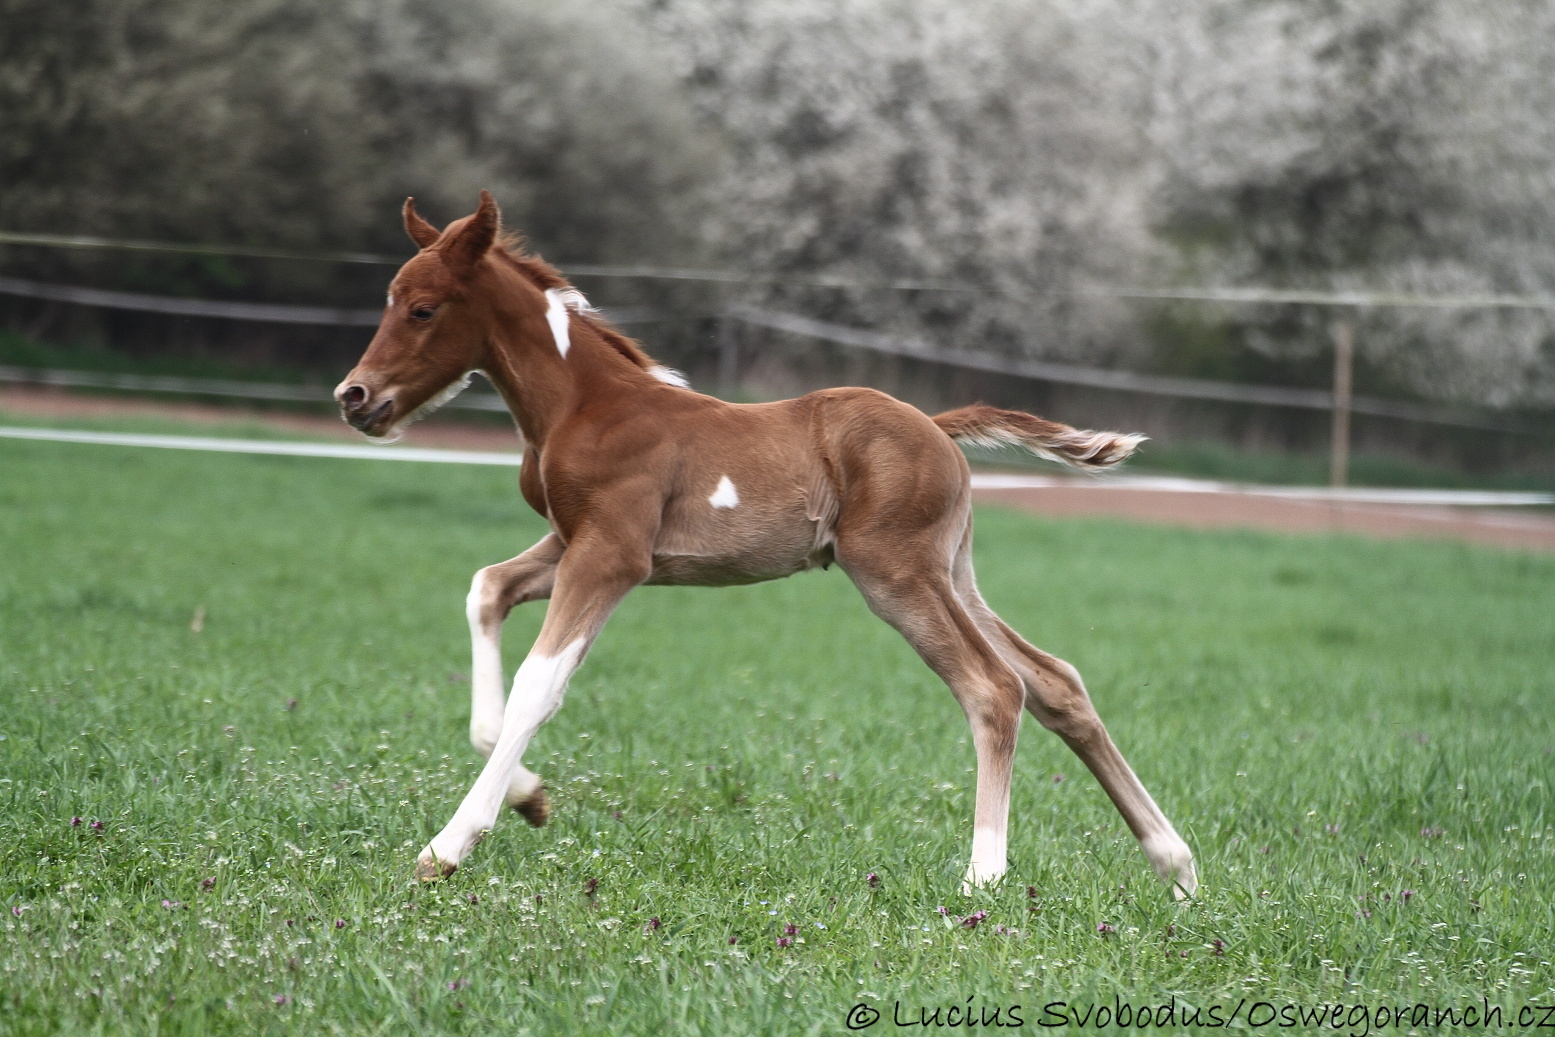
top-left (709, 475), bottom-right (739, 509)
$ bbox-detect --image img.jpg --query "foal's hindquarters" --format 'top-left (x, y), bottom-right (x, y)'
top-left (822, 398), bottom-right (1197, 896)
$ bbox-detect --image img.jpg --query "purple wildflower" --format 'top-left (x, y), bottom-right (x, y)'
top-left (70, 817), bottom-right (82, 827)
top-left (645, 916), bottom-right (661, 932)
top-left (583, 877), bottom-right (599, 897)
top-left (447, 978), bottom-right (467, 991)
top-left (161, 899), bottom-right (181, 909)
top-left (935, 905), bottom-right (950, 916)
top-left (1096, 922), bottom-right (1115, 936)
top-left (1212, 938), bottom-right (1225, 955)
top-left (200, 877), bottom-right (215, 891)
top-left (334, 919), bottom-right (346, 929)
top-left (1325, 823), bottom-right (1340, 836)
top-left (866, 872), bottom-right (880, 888)
top-left (776, 937), bottom-right (792, 948)
top-left (1402, 889), bottom-right (1415, 903)
top-left (273, 994), bottom-right (290, 1006)
top-left (727, 936), bottom-right (738, 945)
top-left (467, 894), bottom-right (479, 905)
top-left (782, 923), bottom-right (798, 936)
top-left (90, 820), bottom-right (104, 832)
top-left (961, 910), bottom-right (988, 930)
top-left (11, 905), bottom-right (25, 917)
top-left (1421, 825), bottom-right (1444, 839)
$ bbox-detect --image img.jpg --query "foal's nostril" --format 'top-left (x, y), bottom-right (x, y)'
top-left (340, 384), bottom-right (369, 411)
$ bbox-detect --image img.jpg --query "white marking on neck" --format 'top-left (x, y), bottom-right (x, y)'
top-left (708, 475), bottom-right (739, 509)
top-left (543, 287), bottom-right (593, 358)
top-left (386, 292), bottom-right (395, 308)
top-left (649, 365), bottom-right (689, 387)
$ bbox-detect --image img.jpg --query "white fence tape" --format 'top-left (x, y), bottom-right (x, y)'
top-left (2, 425), bottom-right (1548, 505)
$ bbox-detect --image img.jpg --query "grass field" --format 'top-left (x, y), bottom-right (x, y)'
top-left (2, 427), bottom-right (1553, 1035)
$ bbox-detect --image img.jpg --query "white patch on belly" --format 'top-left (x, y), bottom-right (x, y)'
top-left (544, 287), bottom-right (593, 358)
top-left (708, 475), bottom-right (739, 509)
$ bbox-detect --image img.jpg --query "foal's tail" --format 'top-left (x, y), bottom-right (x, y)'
top-left (932, 405), bottom-right (1146, 471)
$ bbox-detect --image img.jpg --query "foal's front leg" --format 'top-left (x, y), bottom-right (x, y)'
top-left (418, 535), bottom-right (651, 880)
top-left (466, 535), bottom-right (564, 823)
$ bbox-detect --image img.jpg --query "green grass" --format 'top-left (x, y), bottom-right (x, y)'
top-left (1, 428), bottom-right (1553, 1035)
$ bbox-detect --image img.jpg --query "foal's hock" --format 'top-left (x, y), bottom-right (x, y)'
top-left (335, 191), bottom-right (1197, 897)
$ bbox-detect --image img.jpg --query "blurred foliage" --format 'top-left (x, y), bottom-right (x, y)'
top-left (5, 0), bottom-right (1555, 411)
top-left (0, 0), bottom-right (717, 301)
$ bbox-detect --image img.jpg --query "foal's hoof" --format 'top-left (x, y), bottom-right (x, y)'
top-left (512, 786), bottom-right (550, 827)
top-left (414, 854), bottom-right (458, 882)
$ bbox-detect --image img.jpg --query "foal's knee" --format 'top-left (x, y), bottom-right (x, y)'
top-left (466, 567), bottom-right (494, 630)
top-left (466, 564), bottom-right (514, 633)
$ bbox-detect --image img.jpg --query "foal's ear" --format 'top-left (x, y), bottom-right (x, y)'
top-left (403, 197), bottom-right (441, 249)
top-left (442, 190), bottom-right (500, 276)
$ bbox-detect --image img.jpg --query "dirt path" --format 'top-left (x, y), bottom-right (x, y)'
top-left (972, 484), bottom-right (1555, 552)
top-left (5, 386), bottom-right (1553, 552)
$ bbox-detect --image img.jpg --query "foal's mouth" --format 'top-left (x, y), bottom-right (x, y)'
top-left (346, 398), bottom-right (396, 436)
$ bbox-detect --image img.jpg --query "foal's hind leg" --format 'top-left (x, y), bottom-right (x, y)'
top-left (465, 533), bottom-right (565, 823)
top-left (952, 535), bottom-right (1198, 897)
top-left (839, 539), bottom-right (1026, 889)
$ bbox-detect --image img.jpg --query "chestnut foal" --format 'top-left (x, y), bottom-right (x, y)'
top-left (335, 192), bottom-right (1198, 897)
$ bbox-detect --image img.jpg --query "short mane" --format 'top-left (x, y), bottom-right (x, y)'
top-left (492, 234), bottom-right (660, 373)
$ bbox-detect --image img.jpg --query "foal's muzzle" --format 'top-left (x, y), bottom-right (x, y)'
top-left (335, 382), bottom-right (395, 436)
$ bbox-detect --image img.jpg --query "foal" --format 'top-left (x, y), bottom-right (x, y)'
top-left (336, 192), bottom-right (1198, 897)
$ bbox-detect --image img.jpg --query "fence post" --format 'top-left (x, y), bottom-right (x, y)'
top-left (1330, 321), bottom-right (1354, 488)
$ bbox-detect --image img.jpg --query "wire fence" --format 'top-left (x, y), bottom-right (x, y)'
top-left (0, 271), bottom-right (1538, 436)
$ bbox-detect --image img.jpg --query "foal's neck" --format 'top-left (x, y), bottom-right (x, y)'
top-left (476, 266), bottom-right (655, 451)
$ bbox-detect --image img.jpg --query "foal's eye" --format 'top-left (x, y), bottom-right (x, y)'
top-left (411, 306), bottom-right (437, 322)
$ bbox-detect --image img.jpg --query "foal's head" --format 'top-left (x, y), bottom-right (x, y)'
top-left (335, 191), bottom-right (506, 439)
